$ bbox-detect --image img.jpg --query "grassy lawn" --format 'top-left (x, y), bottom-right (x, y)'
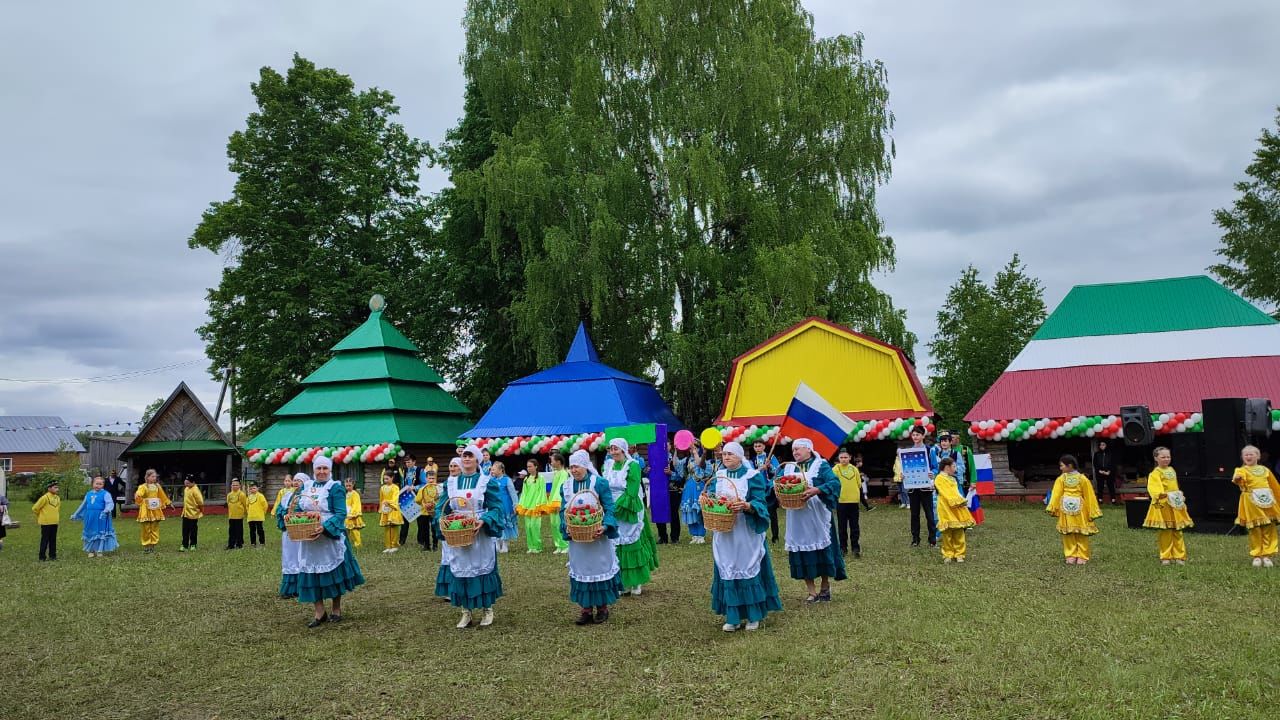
top-left (2, 504), bottom-right (1278, 720)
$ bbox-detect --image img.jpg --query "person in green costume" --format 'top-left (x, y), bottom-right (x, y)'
top-left (548, 453), bottom-right (571, 554)
top-left (604, 438), bottom-right (659, 595)
top-left (517, 457), bottom-right (548, 553)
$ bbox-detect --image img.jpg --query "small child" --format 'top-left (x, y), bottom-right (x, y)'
top-left (225, 479), bottom-right (247, 550)
top-left (72, 475), bottom-right (119, 558)
top-left (344, 478), bottom-right (365, 549)
top-left (180, 477), bottom-right (204, 551)
top-left (1047, 455), bottom-right (1102, 565)
top-left (856, 454), bottom-right (874, 511)
top-left (414, 475), bottom-right (440, 550)
top-left (379, 471), bottom-right (404, 553)
top-left (134, 469), bottom-right (172, 554)
top-left (681, 450), bottom-right (708, 544)
top-left (1143, 446), bottom-right (1192, 565)
top-left (32, 481), bottom-right (61, 561)
top-left (1232, 445), bottom-right (1280, 567)
top-left (491, 461), bottom-right (519, 553)
top-left (246, 482), bottom-right (268, 547)
top-left (934, 458), bottom-right (975, 563)
top-left (271, 474), bottom-right (294, 515)
top-left (833, 449), bottom-right (862, 558)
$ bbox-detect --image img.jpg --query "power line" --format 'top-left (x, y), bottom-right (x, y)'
top-left (0, 359), bottom-right (204, 385)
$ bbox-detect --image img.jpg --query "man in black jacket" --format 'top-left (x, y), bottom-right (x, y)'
top-left (104, 471), bottom-right (123, 518)
top-left (1092, 440), bottom-right (1118, 505)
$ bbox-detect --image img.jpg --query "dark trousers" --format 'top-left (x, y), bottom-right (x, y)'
top-left (182, 517), bottom-right (199, 548)
top-left (656, 491), bottom-right (682, 543)
top-left (1095, 472), bottom-right (1117, 502)
top-left (39, 524), bottom-right (58, 560)
top-left (908, 489), bottom-right (937, 545)
top-left (249, 520), bottom-right (265, 546)
top-left (416, 516), bottom-right (432, 548)
top-left (111, 500), bottom-right (119, 519)
top-left (767, 499), bottom-right (781, 542)
top-left (837, 503), bottom-right (861, 553)
top-left (400, 518), bottom-right (412, 546)
top-left (228, 519), bottom-right (244, 548)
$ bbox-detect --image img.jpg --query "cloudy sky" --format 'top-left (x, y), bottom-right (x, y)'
top-left (1, 1), bottom-right (1277, 429)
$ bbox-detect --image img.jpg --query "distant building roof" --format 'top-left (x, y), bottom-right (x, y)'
top-left (0, 416), bottom-right (87, 454)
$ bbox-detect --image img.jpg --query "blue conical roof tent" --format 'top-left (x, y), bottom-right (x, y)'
top-left (460, 323), bottom-right (683, 438)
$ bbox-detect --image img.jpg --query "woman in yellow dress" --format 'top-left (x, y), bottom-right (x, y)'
top-left (378, 471), bottom-right (403, 553)
top-left (933, 458), bottom-right (975, 563)
top-left (1143, 446), bottom-right (1193, 565)
top-left (1232, 445), bottom-right (1280, 567)
top-left (134, 469), bottom-right (172, 554)
top-left (1046, 455), bottom-right (1101, 565)
top-left (344, 478), bottom-right (365, 549)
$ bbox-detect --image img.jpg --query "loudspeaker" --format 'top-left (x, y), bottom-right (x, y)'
top-left (1202, 398), bottom-right (1245, 479)
top-left (1245, 397), bottom-right (1273, 438)
top-left (1121, 405), bottom-right (1153, 446)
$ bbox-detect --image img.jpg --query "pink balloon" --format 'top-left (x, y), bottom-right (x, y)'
top-left (674, 429), bottom-right (695, 451)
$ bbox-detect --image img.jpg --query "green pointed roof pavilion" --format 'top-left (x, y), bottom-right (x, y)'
top-left (246, 300), bottom-right (471, 450)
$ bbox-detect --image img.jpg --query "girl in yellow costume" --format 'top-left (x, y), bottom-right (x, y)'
top-left (1232, 445), bottom-right (1280, 567)
top-left (345, 478), bottom-right (365, 548)
top-left (1143, 447), bottom-right (1193, 565)
top-left (933, 458), bottom-right (975, 563)
top-left (134, 469), bottom-right (172, 553)
top-left (378, 472), bottom-right (403, 553)
top-left (1046, 455), bottom-right (1101, 565)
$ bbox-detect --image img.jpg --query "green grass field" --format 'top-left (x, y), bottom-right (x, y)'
top-left (2, 504), bottom-right (1278, 720)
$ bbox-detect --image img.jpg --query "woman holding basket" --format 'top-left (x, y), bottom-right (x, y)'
top-left (561, 449), bottom-right (621, 625)
top-left (433, 444), bottom-right (505, 629)
top-left (707, 442), bottom-right (781, 632)
top-left (778, 438), bottom-right (846, 603)
top-left (280, 456), bottom-right (365, 627)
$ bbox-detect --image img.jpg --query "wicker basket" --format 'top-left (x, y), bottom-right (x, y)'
top-left (284, 514), bottom-right (321, 541)
top-left (701, 481), bottom-right (741, 533)
top-left (440, 514), bottom-right (481, 547)
top-left (565, 490), bottom-right (604, 543)
top-left (775, 476), bottom-right (809, 510)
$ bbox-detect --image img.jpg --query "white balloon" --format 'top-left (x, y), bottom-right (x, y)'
top-left (1086, 428), bottom-right (1096, 437)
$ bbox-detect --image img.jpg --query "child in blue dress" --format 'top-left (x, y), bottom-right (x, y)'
top-left (680, 448), bottom-right (709, 543)
top-left (491, 461), bottom-right (519, 553)
top-left (70, 475), bottom-right (119, 557)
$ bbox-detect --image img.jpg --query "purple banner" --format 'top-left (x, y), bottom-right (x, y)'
top-left (647, 424), bottom-right (671, 523)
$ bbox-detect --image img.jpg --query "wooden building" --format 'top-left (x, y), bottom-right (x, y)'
top-left (119, 383), bottom-right (239, 504)
top-left (0, 416), bottom-right (86, 476)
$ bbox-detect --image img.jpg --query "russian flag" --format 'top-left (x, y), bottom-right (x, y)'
top-left (966, 487), bottom-right (986, 525)
top-left (973, 453), bottom-right (996, 496)
top-left (778, 383), bottom-right (856, 460)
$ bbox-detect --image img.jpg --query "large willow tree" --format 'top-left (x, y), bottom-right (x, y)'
top-left (455, 0), bottom-right (911, 424)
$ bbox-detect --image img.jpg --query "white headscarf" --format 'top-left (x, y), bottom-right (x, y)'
top-left (448, 457), bottom-right (462, 469)
top-left (312, 455), bottom-right (332, 470)
top-left (608, 437), bottom-right (632, 461)
top-left (792, 438), bottom-right (814, 452)
top-left (569, 449), bottom-right (599, 477)
top-left (722, 441), bottom-right (746, 461)
top-left (460, 444), bottom-right (484, 474)
top-left (293, 472), bottom-right (312, 486)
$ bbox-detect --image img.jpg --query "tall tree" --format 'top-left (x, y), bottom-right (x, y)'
top-left (928, 255), bottom-right (1046, 425)
top-left (189, 55), bottom-right (449, 434)
top-left (1210, 107), bottom-right (1280, 311)
top-left (139, 397), bottom-right (165, 427)
top-left (457, 0), bottom-right (911, 426)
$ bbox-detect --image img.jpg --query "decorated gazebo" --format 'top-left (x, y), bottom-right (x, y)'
top-left (460, 323), bottom-right (682, 456)
top-left (245, 297), bottom-right (472, 499)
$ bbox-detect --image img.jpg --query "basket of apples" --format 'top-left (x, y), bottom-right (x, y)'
top-left (565, 491), bottom-right (605, 543)
top-left (439, 512), bottom-right (482, 547)
top-left (774, 474), bottom-right (809, 509)
top-left (284, 511), bottom-right (323, 541)
top-left (700, 483), bottom-right (741, 533)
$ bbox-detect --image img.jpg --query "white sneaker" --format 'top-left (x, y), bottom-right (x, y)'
top-left (1265, 558), bottom-right (1275, 568)
top-left (631, 586), bottom-right (643, 597)
top-left (722, 623), bottom-right (737, 632)
top-left (479, 608), bottom-right (494, 626)
top-left (390, 547), bottom-right (399, 553)
top-left (456, 611), bottom-right (473, 629)
top-left (1253, 557), bottom-right (1264, 567)
top-left (744, 621), bottom-right (759, 631)
top-left (956, 557), bottom-right (965, 563)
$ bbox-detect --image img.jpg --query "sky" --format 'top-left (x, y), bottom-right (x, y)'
top-left (1, 0), bottom-right (1277, 430)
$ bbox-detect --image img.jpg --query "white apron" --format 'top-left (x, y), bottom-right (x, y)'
top-left (780, 459), bottom-right (833, 553)
top-left (441, 474), bottom-right (498, 578)
top-left (279, 489), bottom-right (305, 575)
top-left (292, 480), bottom-right (346, 575)
top-left (605, 459), bottom-right (644, 546)
top-left (563, 478), bottom-right (619, 582)
top-left (712, 469), bottom-right (765, 581)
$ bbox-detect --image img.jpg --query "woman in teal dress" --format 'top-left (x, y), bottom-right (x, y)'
top-left (780, 438), bottom-right (847, 603)
top-left (434, 444), bottom-right (505, 629)
top-left (560, 449), bottom-right (621, 625)
top-left (710, 442), bottom-right (782, 631)
top-left (279, 456), bottom-right (365, 627)
top-left (604, 438), bottom-right (659, 595)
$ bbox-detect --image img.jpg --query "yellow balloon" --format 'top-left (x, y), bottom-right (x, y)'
top-left (699, 427), bottom-right (723, 449)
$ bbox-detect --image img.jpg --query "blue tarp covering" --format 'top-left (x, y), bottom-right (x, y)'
top-left (461, 324), bottom-right (683, 438)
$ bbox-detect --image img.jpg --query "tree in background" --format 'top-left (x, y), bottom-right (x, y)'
top-left (928, 255), bottom-right (1046, 426)
top-left (28, 441), bottom-right (87, 503)
top-left (189, 55), bottom-right (451, 434)
top-left (457, 0), bottom-right (910, 425)
top-left (1211, 107), bottom-right (1280, 312)
top-left (139, 397), bottom-right (165, 427)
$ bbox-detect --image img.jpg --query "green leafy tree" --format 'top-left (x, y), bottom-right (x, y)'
top-left (1211, 107), bottom-right (1280, 311)
top-left (457, 0), bottom-right (910, 426)
top-left (189, 55), bottom-right (452, 434)
top-left (139, 397), bottom-right (165, 427)
top-left (29, 441), bottom-right (87, 503)
top-left (928, 255), bottom-right (1046, 425)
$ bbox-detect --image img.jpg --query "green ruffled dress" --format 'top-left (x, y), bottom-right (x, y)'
top-left (608, 459), bottom-right (659, 589)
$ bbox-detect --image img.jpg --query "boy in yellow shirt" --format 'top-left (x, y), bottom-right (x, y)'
top-left (344, 478), bottom-right (365, 548)
top-left (181, 477), bottom-right (204, 552)
top-left (246, 482), bottom-right (268, 547)
top-left (833, 450), bottom-right (862, 558)
top-left (225, 479), bottom-right (247, 550)
top-left (33, 481), bottom-right (61, 561)
top-left (414, 479), bottom-right (441, 551)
